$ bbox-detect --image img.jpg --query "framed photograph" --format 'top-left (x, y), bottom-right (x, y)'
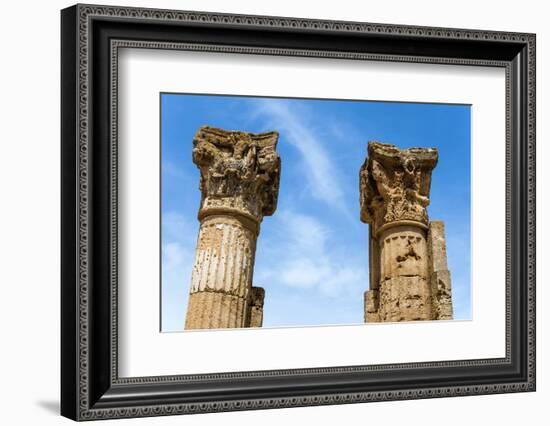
top-left (61, 3), bottom-right (536, 421)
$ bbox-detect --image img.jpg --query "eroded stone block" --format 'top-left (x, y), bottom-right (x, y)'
top-left (360, 141), bottom-right (453, 322)
top-left (184, 126), bottom-right (280, 330)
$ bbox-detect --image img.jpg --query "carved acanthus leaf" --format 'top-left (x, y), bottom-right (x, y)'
top-left (192, 126), bottom-right (281, 220)
top-left (360, 141), bottom-right (438, 231)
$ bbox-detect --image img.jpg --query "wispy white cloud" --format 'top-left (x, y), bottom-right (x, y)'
top-left (443, 229), bottom-right (472, 320)
top-left (161, 213), bottom-right (196, 289)
top-left (162, 160), bottom-right (190, 180)
top-left (276, 210), bottom-right (327, 256)
top-left (255, 209), bottom-right (367, 299)
top-left (163, 241), bottom-right (191, 269)
top-left (161, 212), bottom-right (197, 331)
top-left (251, 100), bottom-right (348, 211)
top-left (326, 119), bottom-right (364, 147)
top-left (161, 241), bottom-right (195, 331)
top-left (163, 211), bottom-right (196, 242)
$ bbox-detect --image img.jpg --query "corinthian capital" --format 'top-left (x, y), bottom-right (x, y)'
top-left (192, 126), bottom-right (281, 223)
top-left (360, 141), bottom-right (438, 234)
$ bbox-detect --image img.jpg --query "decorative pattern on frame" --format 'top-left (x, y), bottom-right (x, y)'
top-left (71, 4), bottom-right (535, 420)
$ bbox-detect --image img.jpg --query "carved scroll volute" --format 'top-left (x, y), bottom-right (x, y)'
top-left (192, 126), bottom-right (281, 224)
top-left (360, 141), bottom-right (446, 323)
top-left (359, 141), bottom-right (438, 235)
top-left (185, 126), bottom-right (280, 330)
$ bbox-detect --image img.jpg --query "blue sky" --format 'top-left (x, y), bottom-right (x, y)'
top-left (160, 93), bottom-right (471, 332)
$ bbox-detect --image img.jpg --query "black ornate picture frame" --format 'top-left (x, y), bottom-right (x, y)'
top-left (61, 3), bottom-right (536, 421)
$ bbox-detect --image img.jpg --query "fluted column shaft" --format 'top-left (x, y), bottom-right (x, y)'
top-left (184, 126), bottom-right (280, 330)
top-left (185, 215), bottom-right (257, 329)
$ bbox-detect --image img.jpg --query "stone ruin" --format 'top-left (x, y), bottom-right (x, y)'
top-left (360, 141), bottom-right (453, 322)
top-left (184, 126), bottom-right (280, 329)
top-left (183, 127), bottom-right (453, 329)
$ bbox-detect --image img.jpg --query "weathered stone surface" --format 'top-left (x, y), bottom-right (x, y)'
top-left (361, 141), bottom-right (453, 322)
top-left (427, 221), bottom-right (453, 320)
top-left (379, 226), bottom-right (428, 281)
top-left (192, 125), bottom-right (281, 223)
top-left (378, 276), bottom-right (433, 321)
top-left (360, 141), bottom-right (438, 234)
top-left (366, 225), bottom-right (433, 322)
top-left (189, 216), bottom-right (255, 298)
top-left (184, 126), bottom-right (280, 330)
top-left (246, 286), bottom-right (265, 328)
top-left (364, 289), bottom-right (380, 322)
top-left (185, 291), bottom-right (248, 329)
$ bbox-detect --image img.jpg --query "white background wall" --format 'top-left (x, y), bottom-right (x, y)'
top-left (0, 0), bottom-right (546, 424)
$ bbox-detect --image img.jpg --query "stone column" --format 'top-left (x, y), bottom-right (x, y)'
top-left (246, 286), bottom-right (265, 328)
top-left (184, 126), bottom-right (280, 330)
top-left (360, 141), bottom-right (453, 322)
top-left (427, 221), bottom-right (453, 320)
